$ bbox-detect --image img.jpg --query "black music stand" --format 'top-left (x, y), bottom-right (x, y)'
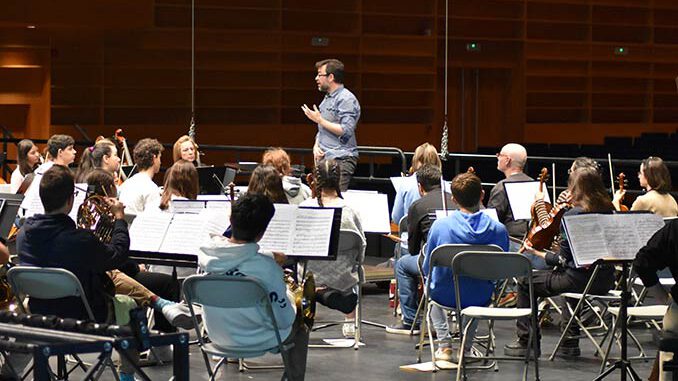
top-left (594, 259), bottom-right (641, 381)
top-left (0, 193), bottom-right (23, 241)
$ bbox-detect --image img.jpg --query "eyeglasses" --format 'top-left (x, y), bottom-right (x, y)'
top-left (496, 153), bottom-right (508, 159)
top-left (316, 73), bottom-right (329, 77)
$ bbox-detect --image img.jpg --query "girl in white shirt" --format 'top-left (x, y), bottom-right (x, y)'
top-left (10, 139), bottom-right (41, 193)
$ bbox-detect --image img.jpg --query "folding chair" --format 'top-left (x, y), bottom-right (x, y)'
top-left (415, 244), bottom-right (503, 367)
top-left (182, 274), bottom-right (294, 381)
top-left (393, 215), bottom-right (408, 316)
top-left (452, 251), bottom-right (540, 381)
top-left (311, 228), bottom-right (367, 350)
top-left (6, 266), bottom-right (117, 380)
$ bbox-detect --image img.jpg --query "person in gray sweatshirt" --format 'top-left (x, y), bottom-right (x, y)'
top-left (198, 193), bottom-right (309, 381)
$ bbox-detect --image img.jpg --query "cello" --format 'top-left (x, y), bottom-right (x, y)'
top-left (522, 168), bottom-right (570, 251)
top-left (616, 173), bottom-right (630, 212)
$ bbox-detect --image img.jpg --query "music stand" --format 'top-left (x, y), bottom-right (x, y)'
top-left (0, 193), bottom-right (23, 240)
top-left (197, 166), bottom-right (227, 195)
top-left (594, 259), bottom-right (640, 381)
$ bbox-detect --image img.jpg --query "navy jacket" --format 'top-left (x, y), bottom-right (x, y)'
top-left (17, 214), bottom-right (130, 322)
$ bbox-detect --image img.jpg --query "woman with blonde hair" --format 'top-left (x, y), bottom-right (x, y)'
top-left (172, 135), bottom-right (199, 165)
top-left (391, 142), bottom-right (443, 225)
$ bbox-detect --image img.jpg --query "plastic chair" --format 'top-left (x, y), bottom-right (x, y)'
top-left (6, 266), bottom-right (114, 379)
top-left (452, 251), bottom-right (540, 381)
top-left (182, 274), bottom-right (294, 381)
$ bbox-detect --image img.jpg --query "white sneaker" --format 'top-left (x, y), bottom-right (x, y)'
top-left (342, 322), bottom-right (355, 337)
top-left (161, 303), bottom-right (195, 329)
top-left (434, 347), bottom-right (454, 362)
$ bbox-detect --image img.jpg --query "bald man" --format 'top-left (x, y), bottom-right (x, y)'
top-left (487, 143), bottom-right (533, 240)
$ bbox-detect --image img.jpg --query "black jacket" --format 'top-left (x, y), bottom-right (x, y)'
top-left (407, 188), bottom-right (457, 256)
top-left (635, 219), bottom-right (678, 301)
top-left (17, 214), bottom-right (130, 322)
top-left (487, 172), bottom-right (533, 238)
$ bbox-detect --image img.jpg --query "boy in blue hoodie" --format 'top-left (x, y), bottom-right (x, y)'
top-left (198, 193), bottom-right (308, 381)
top-left (424, 172), bottom-right (509, 362)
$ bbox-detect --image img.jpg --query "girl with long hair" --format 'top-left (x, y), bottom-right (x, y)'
top-left (75, 139), bottom-right (121, 183)
top-left (247, 165), bottom-right (288, 204)
top-left (10, 139), bottom-right (41, 193)
top-left (159, 159), bottom-right (199, 211)
top-left (614, 156), bottom-right (678, 217)
top-left (300, 159), bottom-right (366, 337)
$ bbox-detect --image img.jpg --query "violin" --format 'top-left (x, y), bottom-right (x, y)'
top-left (617, 173), bottom-right (629, 212)
top-left (523, 168), bottom-right (570, 251)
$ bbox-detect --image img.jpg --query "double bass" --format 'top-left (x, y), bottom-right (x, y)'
top-left (523, 168), bottom-right (570, 251)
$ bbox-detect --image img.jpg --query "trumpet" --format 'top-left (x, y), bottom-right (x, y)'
top-left (284, 269), bottom-right (316, 329)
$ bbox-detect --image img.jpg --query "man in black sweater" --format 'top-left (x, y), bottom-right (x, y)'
top-left (387, 164), bottom-right (457, 334)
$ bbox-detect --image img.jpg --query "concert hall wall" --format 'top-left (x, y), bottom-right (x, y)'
top-left (1, 0), bottom-right (678, 164)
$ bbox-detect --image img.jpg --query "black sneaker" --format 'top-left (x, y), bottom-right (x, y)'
top-left (386, 322), bottom-right (420, 335)
top-left (504, 340), bottom-right (540, 358)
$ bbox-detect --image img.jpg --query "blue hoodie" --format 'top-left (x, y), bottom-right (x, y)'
top-left (423, 210), bottom-right (509, 308)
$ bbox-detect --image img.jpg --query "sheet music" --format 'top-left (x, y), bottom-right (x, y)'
top-left (205, 200), bottom-right (230, 209)
top-left (171, 200), bottom-right (205, 214)
top-left (129, 212), bottom-right (173, 252)
top-left (197, 195), bottom-right (229, 201)
top-left (159, 213), bottom-right (210, 255)
top-left (342, 191), bottom-right (391, 233)
top-left (504, 181), bottom-right (552, 221)
top-left (563, 213), bottom-right (664, 267)
top-left (67, 184), bottom-right (88, 222)
top-left (434, 208), bottom-right (498, 222)
top-left (199, 208), bottom-right (231, 236)
top-left (259, 204), bottom-right (297, 253)
top-left (258, 204), bottom-right (336, 257)
top-left (292, 207), bottom-right (334, 257)
top-left (390, 175), bottom-right (451, 194)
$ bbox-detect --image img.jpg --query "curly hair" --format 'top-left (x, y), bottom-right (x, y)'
top-left (133, 138), bottom-right (164, 171)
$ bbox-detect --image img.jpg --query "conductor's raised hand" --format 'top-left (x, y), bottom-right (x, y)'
top-left (301, 104), bottom-right (323, 124)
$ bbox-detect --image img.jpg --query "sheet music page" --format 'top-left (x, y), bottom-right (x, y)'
top-left (291, 207), bottom-right (335, 257)
top-left (159, 213), bottom-right (210, 255)
top-left (631, 213), bottom-right (665, 244)
top-left (601, 216), bottom-right (640, 261)
top-left (390, 176), bottom-right (416, 192)
top-left (197, 195), bottom-right (229, 201)
top-left (129, 212), bottom-right (172, 252)
top-left (563, 214), bottom-right (608, 267)
top-left (67, 184), bottom-right (88, 222)
top-left (342, 192), bottom-right (391, 233)
top-left (171, 200), bottom-right (205, 214)
top-left (504, 181), bottom-right (552, 220)
top-left (205, 200), bottom-right (231, 210)
top-left (199, 208), bottom-right (231, 236)
top-left (258, 204), bottom-right (297, 253)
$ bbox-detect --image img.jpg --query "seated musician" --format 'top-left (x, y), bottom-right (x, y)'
top-left (118, 138), bottom-right (163, 215)
top-left (85, 169), bottom-right (183, 356)
top-left (198, 193), bottom-right (308, 381)
top-left (248, 164), bottom-right (289, 204)
top-left (262, 147), bottom-right (312, 205)
top-left (17, 165), bottom-right (194, 381)
top-left (391, 142), bottom-right (442, 232)
top-left (506, 167), bottom-right (616, 358)
top-left (159, 159), bottom-right (200, 212)
top-left (386, 164), bottom-right (457, 335)
top-left (613, 156), bottom-right (678, 217)
top-left (300, 159), bottom-right (366, 337)
top-left (155, 160), bottom-right (200, 278)
top-left (34, 134), bottom-right (77, 176)
top-left (74, 139), bottom-right (121, 183)
top-left (172, 135), bottom-right (199, 166)
top-left (10, 139), bottom-right (40, 193)
top-left (634, 216), bottom-right (678, 381)
top-left (421, 172), bottom-right (509, 362)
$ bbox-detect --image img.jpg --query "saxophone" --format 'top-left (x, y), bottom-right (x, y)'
top-left (77, 195), bottom-right (116, 243)
top-left (284, 269), bottom-right (316, 329)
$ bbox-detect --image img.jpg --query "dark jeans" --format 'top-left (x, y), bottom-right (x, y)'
top-left (334, 156), bottom-right (357, 192)
top-left (133, 271), bottom-right (181, 333)
top-left (282, 318), bottom-right (310, 381)
top-left (516, 266), bottom-right (615, 344)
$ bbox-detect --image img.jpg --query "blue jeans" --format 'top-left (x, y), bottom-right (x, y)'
top-left (395, 254), bottom-right (421, 325)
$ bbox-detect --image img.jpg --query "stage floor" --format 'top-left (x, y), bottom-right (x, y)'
top-left (128, 284), bottom-right (657, 381)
